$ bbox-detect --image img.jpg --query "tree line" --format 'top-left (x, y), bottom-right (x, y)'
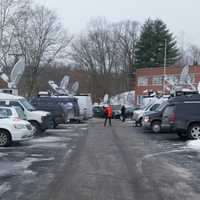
top-left (0, 0), bottom-right (199, 102)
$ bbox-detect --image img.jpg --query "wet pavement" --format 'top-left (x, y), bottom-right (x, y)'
top-left (1, 119), bottom-right (200, 200)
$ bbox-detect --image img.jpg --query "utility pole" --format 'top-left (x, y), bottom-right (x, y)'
top-left (163, 39), bottom-right (167, 94)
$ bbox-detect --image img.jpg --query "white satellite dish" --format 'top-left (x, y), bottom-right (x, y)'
top-left (60, 75), bottom-right (70, 90)
top-left (0, 57), bottom-right (25, 89)
top-left (48, 80), bottom-right (67, 95)
top-left (71, 81), bottom-right (79, 94)
top-left (179, 65), bottom-right (189, 84)
top-left (103, 94), bottom-right (109, 103)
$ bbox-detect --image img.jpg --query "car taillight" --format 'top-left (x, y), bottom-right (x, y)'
top-left (170, 112), bottom-right (176, 123)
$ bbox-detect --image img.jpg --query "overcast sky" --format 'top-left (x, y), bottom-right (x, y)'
top-left (33, 0), bottom-right (200, 47)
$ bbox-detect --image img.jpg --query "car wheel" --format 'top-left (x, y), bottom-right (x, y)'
top-left (0, 130), bottom-right (11, 147)
top-left (31, 121), bottom-right (41, 135)
top-left (177, 132), bottom-right (188, 139)
top-left (188, 123), bottom-right (200, 139)
top-left (151, 121), bottom-right (161, 133)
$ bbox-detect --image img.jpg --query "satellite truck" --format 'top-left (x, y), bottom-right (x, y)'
top-left (36, 75), bottom-right (93, 122)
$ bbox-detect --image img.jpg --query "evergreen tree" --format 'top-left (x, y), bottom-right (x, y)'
top-left (135, 19), bottom-right (179, 68)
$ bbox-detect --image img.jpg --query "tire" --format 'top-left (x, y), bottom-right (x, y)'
top-left (151, 121), bottom-right (161, 133)
top-left (177, 132), bottom-right (189, 139)
top-left (30, 121), bottom-right (41, 135)
top-left (0, 130), bottom-right (11, 147)
top-left (188, 123), bottom-right (200, 139)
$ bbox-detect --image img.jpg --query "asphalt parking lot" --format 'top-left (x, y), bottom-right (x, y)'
top-left (1, 119), bottom-right (200, 200)
top-left (0, 123), bottom-right (89, 200)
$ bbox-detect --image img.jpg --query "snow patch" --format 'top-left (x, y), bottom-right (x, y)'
top-left (0, 157), bottom-right (55, 178)
top-left (186, 139), bottom-right (200, 151)
top-left (0, 153), bottom-right (8, 158)
top-left (0, 182), bottom-right (11, 196)
top-left (30, 136), bottom-right (66, 143)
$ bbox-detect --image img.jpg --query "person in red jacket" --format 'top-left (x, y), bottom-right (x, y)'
top-left (104, 104), bottom-right (113, 127)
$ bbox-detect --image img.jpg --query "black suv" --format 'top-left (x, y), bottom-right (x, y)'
top-left (31, 96), bottom-right (80, 126)
top-left (162, 94), bottom-right (200, 139)
top-left (142, 101), bottom-right (169, 133)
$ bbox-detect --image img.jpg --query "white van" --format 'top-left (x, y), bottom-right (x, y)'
top-left (75, 94), bottom-right (93, 119)
top-left (0, 93), bottom-right (53, 133)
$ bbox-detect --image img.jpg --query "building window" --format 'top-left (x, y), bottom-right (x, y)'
top-left (152, 76), bottom-right (163, 85)
top-left (138, 76), bottom-right (148, 86)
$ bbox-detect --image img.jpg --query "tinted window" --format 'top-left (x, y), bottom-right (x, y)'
top-left (0, 108), bottom-right (12, 118)
top-left (163, 105), bottom-right (175, 116)
top-left (0, 101), bottom-right (6, 106)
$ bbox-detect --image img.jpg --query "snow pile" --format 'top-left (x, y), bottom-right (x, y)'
top-left (0, 182), bottom-right (11, 196)
top-left (186, 139), bottom-right (200, 151)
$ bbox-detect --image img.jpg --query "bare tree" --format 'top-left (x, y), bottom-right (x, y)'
top-left (71, 18), bottom-right (139, 101)
top-left (113, 20), bottom-right (139, 91)
top-left (12, 5), bottom-right (71, 96)
top-left (0, 0), bottom-right (30, 73)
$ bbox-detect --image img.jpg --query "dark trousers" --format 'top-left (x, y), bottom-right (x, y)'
top-left (104, 117), bottom-right (112, 126)
top-left (122, 114), bottom-right (126, 122)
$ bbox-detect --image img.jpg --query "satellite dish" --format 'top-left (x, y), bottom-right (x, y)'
top-left (48, 80), bottom-right (59, 91)
top-left (71, 81), bottom-right (79, 94)
top-left (0, 73), bottom-right (9, 83)
top-left (60, 75), bottom-right (70, 90)
top-left (103, 94), bottom-right (109, 103)
top-left (48, 80), bottom-right (66, 95)
top-left (127, 92), bottom-right (133, 105)
top-left (10, 58), bottom-right (25, 87)
top-left (179, 65), bottom-right (189, 84)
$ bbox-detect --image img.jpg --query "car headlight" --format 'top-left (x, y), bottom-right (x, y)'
top-left (14, 124), bottom-right (27, 129)
top-left (144, 116), bottom-right (150, 122)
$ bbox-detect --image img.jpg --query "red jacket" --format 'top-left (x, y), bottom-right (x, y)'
top-left (105, 106), bottom-right (113, 118)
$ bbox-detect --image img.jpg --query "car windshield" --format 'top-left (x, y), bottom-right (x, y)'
top-left (20, 99), bottom-right (36, 111)
top-left (144, 104), bottom-right (152, 111)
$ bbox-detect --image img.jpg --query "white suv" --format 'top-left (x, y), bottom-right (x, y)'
top-left (0, 107), bottom-right (34, 147)
top-left (0, 93), bottom-right (53, 133)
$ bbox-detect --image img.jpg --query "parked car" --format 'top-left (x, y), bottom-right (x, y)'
top-left (142, 101), bottom-right (169, 133)
top-left (93, 106), bottom-right (105, 118)
top-left (0, 107), bottom-right (34, 147)
top-left (133, 103), bottom-right (161, 126)
top-left (31, 97), bottom-right (68, 127)
top-left (112, 104), bottom-right (122, 119)
top-left (162, 94), bottom-right (200, 139)
top-left (0, 93), bottom-right (53, 133)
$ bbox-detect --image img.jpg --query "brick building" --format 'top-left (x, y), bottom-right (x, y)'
top-left (134, 65), bottom-right (200, 105)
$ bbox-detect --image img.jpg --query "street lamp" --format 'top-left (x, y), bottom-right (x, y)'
top-left (163, 39), bottom-right (167, 94)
